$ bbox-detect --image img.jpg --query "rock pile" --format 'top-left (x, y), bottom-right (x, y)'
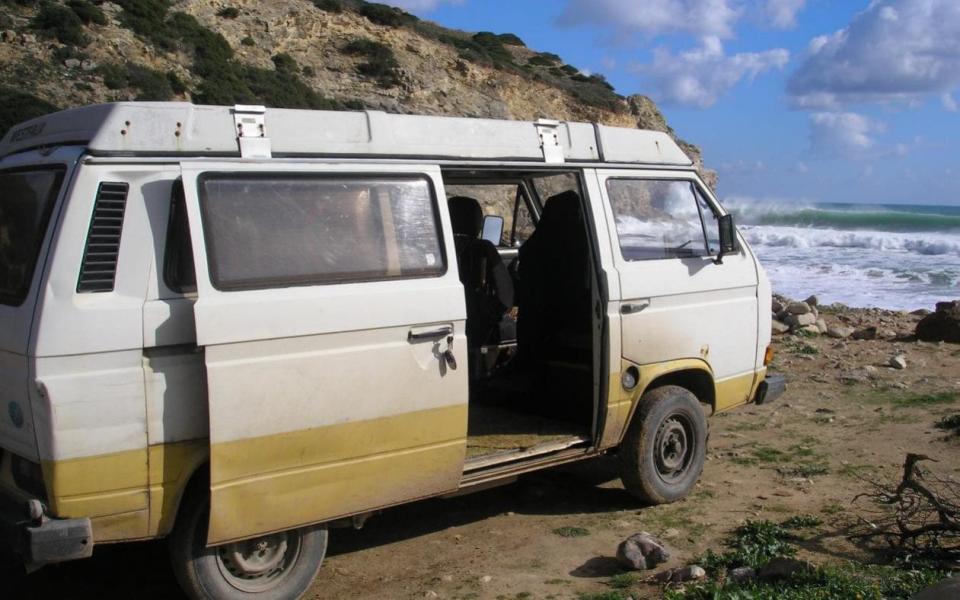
top-left (771, 295), bottom-right (829, 337)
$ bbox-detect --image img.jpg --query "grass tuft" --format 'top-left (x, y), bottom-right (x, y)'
top-left (552, 526), bottom-right (590, 538)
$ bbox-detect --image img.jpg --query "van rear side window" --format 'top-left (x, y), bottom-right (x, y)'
top-left (0, 167), bottom-right (65, 306)
top-left (198, 174), bottom-right (446, 291)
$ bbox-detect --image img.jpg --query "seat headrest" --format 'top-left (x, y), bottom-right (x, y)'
top-left (539, 190), bottom-right (582, 229)
top-left (448, 196), bottom-right (483, 238)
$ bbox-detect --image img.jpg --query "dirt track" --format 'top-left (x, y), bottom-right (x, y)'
top-left (9, 306), bottom-right (960, 599)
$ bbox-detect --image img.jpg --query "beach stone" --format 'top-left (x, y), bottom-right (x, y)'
top-left (80, 59), bottom-right (98, 71)
top-left (729, 566), bottom-right (756, 583)
top-left (784, 313), bottom-right (816, 328)
top-left (910, 308), bottom-right (932, 317)
top-left (787, 301), bottom-right (812, 315)
top-left (889, 354), bottom-right (907, 370)
top-left (1, 30), bottom-right (16, 43)
top-left (758, 557), bottom-right (816, 580)
top-left (616, 532), bottom-right (670, 570)
top-left (654, 565), bottom-right (706, 583)
top-left (803, 295), bottom-right (819, 307)
top-left (911, 576), bottom-right (960, 600)
top-left (800, 325), bottom-right (820, 336)
top-left (64, 58), bottom-right (81, 68)
top-left (827, 325), bottom-right (855, 339)
top-left (815, 318), bottom-right (828, 333)
top-left (772, 320), bottom-right (790, 335)
top-left (915, 301), bottom-right (960, 343)
top-left (852, 326), bottom-right (878, 340)
top-left (772, 298), bottom-right (784, 313)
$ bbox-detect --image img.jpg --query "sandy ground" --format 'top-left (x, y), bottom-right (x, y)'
top-left (7, 306), bottom-right (960, 600)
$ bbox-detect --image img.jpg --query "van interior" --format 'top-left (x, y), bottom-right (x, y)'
top-left (442, 170), bottom-right (600, 471)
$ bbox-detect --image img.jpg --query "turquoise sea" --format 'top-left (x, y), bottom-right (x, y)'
top-left (731, 202), bottom-right (960, 310)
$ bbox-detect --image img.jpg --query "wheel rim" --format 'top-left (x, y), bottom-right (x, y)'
top-left (216, 530), bottom-right (303, 593)
top-left (654, 413), bottom-right (695, 484)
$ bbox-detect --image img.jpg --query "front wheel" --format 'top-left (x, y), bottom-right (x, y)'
top-left (619, 385), bottom-right (708, 504)
top-left (169, 496), bottom-right (328, 600)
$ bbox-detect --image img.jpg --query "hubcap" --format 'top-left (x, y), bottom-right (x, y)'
top-left (216, 530), bottom-right (302, 592)
top-left (654, 415), bottom-right (694, 483)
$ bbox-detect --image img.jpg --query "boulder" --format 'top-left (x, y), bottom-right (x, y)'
top-left (911, 308), bottom-right (932, 316)
top-left (728, 566), bottom-right (756, 583)
top-left (852, 326), bottom-right (878, 340)
top-left (827, 325), bottom-right (854, 339)
top-left (653, 565), bottom-right (706, 583)
top-left (803, 295), bottom-right (819, 307)
top-left (911, 576), bottom-right (960, 600)
top-left (915, 301), bottom-right (960, 343)
top-left (64, 58), bottom-right (81, 69)
top-left (889, 354), bottom-right (907, 370)
top-left (784, 313), bottom-right (817, 328)
top-left (616, 532), bottom-right (670, 570)
top-left (1, 29), bottom-right (16, 43)
top-left (772, 320), bottom-right (790, 335)
top-left (815, 318), bottom-right (828, 333)
top-left (758, 557), bottom-right (816, 580)
top-left (80, 59), bottom-right (98, 71)
top-left (772, 298), bottom-right (784, 313)
top-left (786, 302), bottom-right (812, 315)
top-left (799, 325), bottom-right (820, 336)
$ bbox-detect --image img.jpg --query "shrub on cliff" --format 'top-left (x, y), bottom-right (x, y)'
top-left (358, 2), bottom-right (416, 27)
top-left (31, 1), bottom-right (89, 46)
top-left (0, 86), bottom-right (58, 139)
top-left (66, 0), bottom-right (106, 25)
top-left (343, 38), bottom-right (401, 88)
top-left (311, 0), bottom-right (342, 13)
top-left (97, 63), bottom-right (175, 100)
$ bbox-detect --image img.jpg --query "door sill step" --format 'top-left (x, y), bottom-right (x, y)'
top-left (463, 435), bottom-right (590, 472)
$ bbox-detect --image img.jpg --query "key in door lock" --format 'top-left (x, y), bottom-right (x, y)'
top-left (442, 335), bottom-right (457, 370)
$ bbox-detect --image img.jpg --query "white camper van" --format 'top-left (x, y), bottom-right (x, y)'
top-left (0, 103), bottom-right (782, 599)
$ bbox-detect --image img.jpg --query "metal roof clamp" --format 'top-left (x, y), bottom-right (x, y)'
top-left (535, 119), bottom-right (564, 164)
top-left (233, 105), bottom-right (271, 159)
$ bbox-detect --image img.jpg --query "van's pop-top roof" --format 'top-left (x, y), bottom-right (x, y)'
top-left (0, 102), bottom-right (693, 167)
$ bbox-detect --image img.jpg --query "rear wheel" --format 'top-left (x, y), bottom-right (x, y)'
top-left (169, 496), bottom-right (327, 600)
top-left (619, 385), bottom-right (707, 504)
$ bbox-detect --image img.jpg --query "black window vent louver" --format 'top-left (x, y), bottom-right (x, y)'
top-left (77, 182), bottom-right (129, 293)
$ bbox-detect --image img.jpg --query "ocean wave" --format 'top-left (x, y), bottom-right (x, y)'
top-left (724, 199), bottom-right (960, 232)
top-left (742, 225), bottom-right (960, 256)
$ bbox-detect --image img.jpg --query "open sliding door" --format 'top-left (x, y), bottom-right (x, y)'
top-left (179, 161), bottom-right (468, 544)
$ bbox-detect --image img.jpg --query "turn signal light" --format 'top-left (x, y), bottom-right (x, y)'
top-left (764, 345), bottom-right (775, 366)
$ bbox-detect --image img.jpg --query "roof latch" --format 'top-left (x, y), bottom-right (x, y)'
top-left (233, 105), bottom-right (271, 159)
top-left (535, 119), bottom-right (564, 164)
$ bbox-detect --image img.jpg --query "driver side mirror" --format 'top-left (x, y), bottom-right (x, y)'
top-left (481, 215), bottom-right (505, 246)
top-left (715, 214), bottom-right (739, 264)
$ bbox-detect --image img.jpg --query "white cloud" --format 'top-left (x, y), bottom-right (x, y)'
top-left (808, 112), bottom-right (884, 155)
top-left (633, 37), bottom-right (789, 108)
top-left (943, 93), bottom-right (958, 111)
top-left (557, 0), bottom-right (742, 40)
top-left (764, 0), bottom-right (806, 28)
top-left (788, 0), bottom-right (960, 109)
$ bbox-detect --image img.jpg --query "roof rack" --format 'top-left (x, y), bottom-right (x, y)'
top-left (0, 102), bottom-right (693, 166)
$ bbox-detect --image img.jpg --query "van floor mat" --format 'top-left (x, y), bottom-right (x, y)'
top-left (465, 403), bottom-right (585, 459)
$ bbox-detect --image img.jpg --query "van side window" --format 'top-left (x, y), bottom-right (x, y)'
top-left (163, 183), bottom-right (197, 293)
top-left (606, 179), bottom-right (715, 261)
top-left (198, 174), bottom-right (445, 291)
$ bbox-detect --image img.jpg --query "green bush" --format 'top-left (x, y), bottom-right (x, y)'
top-left (358, 2), bottom-right (416, 27)
top-left (302, 65), bottom-right (315, 77)
top-left (311, 0), bottom-right (342, 12)
top-left (97, 63), bottom-right (128, 89)
top-left (495, 32), bottom-right (524, 46)
top-left (31, 1), bottom-right (89, 46)
top-left (216, 6), bottom-right (240, 19)
top-left (166, 70), bottom-right (187, 94)
top-left (559, 64), bottom-right (579, 76)
top-left (167, 12), bottom-right (234, 75)
top-left (67, 0), bottom-right (107, 25)
top-left (528, 52), bottom-right (561, 66)
top-left (52, 45), bottom-right (88, 62)
top-left (271, 53), bottom-right (298, 74)
top-left (96, 63), bottom-right (174, 100)
top-left (470, 32), bottom-right (513, 63)
top-left (240, 35), bottom-right (255, 46)
top-left (114, 0), bottom-right (174, 48)
top-left (0, 86), bottom-right (58, 139)
top-left (343, 38), bottom-right (400, 87)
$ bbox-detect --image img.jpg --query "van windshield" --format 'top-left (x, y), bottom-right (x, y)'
top-left (0, 167), bottom-right (65, 306)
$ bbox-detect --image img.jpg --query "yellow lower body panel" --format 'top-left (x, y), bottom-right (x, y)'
top-left (209, 403), bottom-right (468, 544)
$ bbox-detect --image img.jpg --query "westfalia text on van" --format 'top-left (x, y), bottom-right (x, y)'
top-left (0, 103), bottom-right (783, 600)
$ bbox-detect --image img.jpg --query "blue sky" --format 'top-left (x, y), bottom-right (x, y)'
top-left (385, 0), bottom-right (960, 206)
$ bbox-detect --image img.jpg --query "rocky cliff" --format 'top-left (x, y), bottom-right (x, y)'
top-left (0, 0), bottom-right (714, 184)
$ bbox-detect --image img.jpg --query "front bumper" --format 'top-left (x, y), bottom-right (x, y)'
top-left (0, 494), bottom-right (93, 568)
top-left (754, 374), bottom-right (786, 405)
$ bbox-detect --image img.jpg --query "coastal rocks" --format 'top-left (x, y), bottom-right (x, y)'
top-left (803, 295), bottom-right (819, 307)
top-left (616, 532), bottom-right (670, 570)
top-left (772, 320), bottom-right (790, 335)
top-left (852, 326), bottom-right (878, 341)
top-left (828, 325), bottom-right (855, 339)
top-left (784, 313), bottom-right (817, 328)
top-left (889, 354), bottom-right (908, 370)
top-left (653, 565), bottom-right (706, 583)
top-left (915, 301), bottom-right (960, 343)
top-left (787, 301), bottom-right (813, 315)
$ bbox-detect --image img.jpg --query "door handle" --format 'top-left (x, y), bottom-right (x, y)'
top-left (621, 299), bottom-right (651, 315)
top-left (408, 325), bottom-right (454, 341)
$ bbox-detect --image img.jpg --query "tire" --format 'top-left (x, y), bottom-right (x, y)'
top-left (619, 384), bottom-right (708, 504)
top-left (169, 496), bottom-right (328, 600)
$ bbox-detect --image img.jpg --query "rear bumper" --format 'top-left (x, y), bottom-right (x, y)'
top-left (754, 374), bottom-right (786, 405)
top-left (0, 494), bottom-right (93, 568)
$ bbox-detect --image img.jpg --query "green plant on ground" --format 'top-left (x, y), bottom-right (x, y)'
top-left (782, 515), bottom-right (822, 529)
top-left (31, 1), bottom-right (89, 46)
top-left (577, 592), bottom-right (627, 600)
top-left (699, 520), bottom-right (797, 572)
top-left (552, 526), bottom-right (590, 538)
top-left (892, 391), bottom-right (956, 408)
top-left (271, 53), bottom-right (299, 74)
top-left (934, 413), bottom-right (960, 436)
top-left (607, 572), bottom-right (641, 589)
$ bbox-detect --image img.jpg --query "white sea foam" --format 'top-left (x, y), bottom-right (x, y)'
top-left (742, 225), bottom-right (960, 256)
